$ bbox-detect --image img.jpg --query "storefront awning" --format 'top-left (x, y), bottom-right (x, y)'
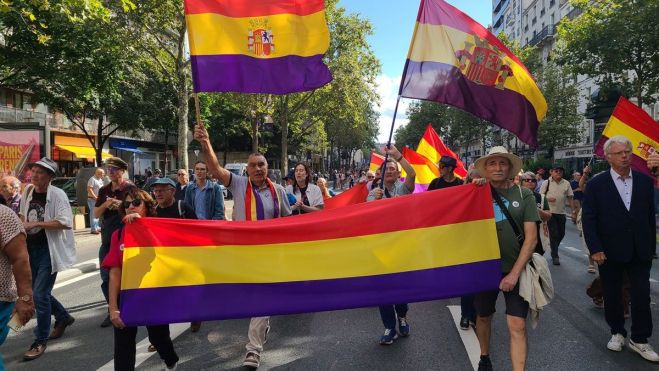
top-left (113, 146), bottom-right (144, 154)
top-left (55, 145), bottom-right (112, 160)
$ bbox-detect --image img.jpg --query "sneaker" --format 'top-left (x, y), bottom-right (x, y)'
top-left (459, 316), bottom-right (470, 330)
top-left (243, 352), bottom-right (260, 369)
top-left (592, 297), bottom-right (604, 309)
top-left (552, 257), bottom-right (560, 266)
top-left (100, 314), bottom-right (112, 328)
top-left (190, 321), bottom-right (202, 333)
top-left (477, 355), bottom-right (493, 371)
top-left (587, 264), bottom-right (596, 274)
top-left (49, 316), bottom-right (75, 340)
top-left (148, 344), bottom-right (156, 352)
top-left (607, 333), bottom-right (625, 352)
top-left (165, 361), bottom-right (178, 370)
top-left (379, 328), bottom-right (398, 345)
top-left (24, 342), bottom-right (47, 360)
top-left (398, 317), bottom-right (410, 337)
top-left (629, 340), bottom-right (659, 362)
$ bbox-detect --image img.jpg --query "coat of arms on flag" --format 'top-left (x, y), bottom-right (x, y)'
top-left (456, 37), bottom-right (514, 89)
top-left (248, 19), bottom-right (275, 57)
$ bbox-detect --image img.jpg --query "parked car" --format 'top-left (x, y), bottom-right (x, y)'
top-left (51, 177), bottom-right (78, 206)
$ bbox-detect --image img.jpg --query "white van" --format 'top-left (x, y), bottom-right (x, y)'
top-left (225, 163), bottom-right (247, 177)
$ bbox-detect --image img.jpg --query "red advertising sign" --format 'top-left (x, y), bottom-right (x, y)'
top-left (0, 130), bottom-right (41, 182)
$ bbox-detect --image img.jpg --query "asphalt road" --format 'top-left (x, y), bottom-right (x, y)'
top-left (2, 205), bottom-right (658, 370)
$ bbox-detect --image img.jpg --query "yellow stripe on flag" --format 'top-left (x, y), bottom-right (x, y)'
top-left (407, 23), bottom-right (546, 122)
top-left (186, 11), bottom-right (330, 58)
top-left (121, 219), bottom-right (499, 290)
top-left (603, 116), bottom-right (659, 160)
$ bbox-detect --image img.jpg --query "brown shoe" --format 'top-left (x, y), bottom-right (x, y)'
top-left (24, 342), bottom-right (47, 360)
top-left (190, 321), bottom-right (202, 333)
top-left (49, 316), bottom-right (75, 340)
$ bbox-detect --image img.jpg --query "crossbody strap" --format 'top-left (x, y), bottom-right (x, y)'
top-left (491, 185), bottom-right (524, 245)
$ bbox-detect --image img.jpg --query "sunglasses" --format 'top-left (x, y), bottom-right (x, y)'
top-left (122, 199), bottom-right (143, 209)
top-left (367, 175), bottom-right (375, 179)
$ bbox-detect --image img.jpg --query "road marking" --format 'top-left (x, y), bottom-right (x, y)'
top-left (651, 278), bottom-right (658, 283)
top-left (97, 322), bottom-right (189, 370)
top-left (562, 246), bottom-right (582, 253)
top-left (447, 305), bottom-right (480, 371)
top-left (53, 271), bottom-right (98, 290)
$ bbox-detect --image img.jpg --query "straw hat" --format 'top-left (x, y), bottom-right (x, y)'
top-left (474, 146), bottom-right (523, 179)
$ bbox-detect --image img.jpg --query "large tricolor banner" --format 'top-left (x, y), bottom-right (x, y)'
top-left (594, 97), bottom-right (659, 176)
top-left (119, 185), bottom-right (501, 326)
top-left (400, 0), bottom-right (547, 147)
top-left (185, 0), bottom-right (333, 94)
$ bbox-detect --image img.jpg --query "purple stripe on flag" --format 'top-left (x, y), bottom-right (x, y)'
top-left (120, 259), bottom-right (501, 326)
top-left (400, 60), bottom-right (539, 147)
top-left (414, 183), bottom-right (429, 193)
top-left (190, 54), bottom-right (332, 94)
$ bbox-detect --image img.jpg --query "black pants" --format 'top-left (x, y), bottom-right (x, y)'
top-left (599, 258), bottom-right (652, 343)
top-left (547, 213), bottom-right (566, 259)
top-left (113, 325), bottom-right (178, 370)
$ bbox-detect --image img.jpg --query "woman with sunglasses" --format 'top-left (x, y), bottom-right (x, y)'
top-left (101, 189), bottom-right (179, 371)
top-left (521, 172), bottom-right (552, 257)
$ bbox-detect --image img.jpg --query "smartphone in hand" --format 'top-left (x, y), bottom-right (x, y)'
top-left (8, 312), bottom-right (24, 332)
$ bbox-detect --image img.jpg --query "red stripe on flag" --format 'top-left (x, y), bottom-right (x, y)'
top-left (611, 97), bottom-right (659, 140)
top-left (421, 124), bottom-right (468, 177)
top-left (324, 182), bottom-right (369, 210)
top-left (184, 0), bottom-right (325, 17)
top-left (123, 184), bottom-right (494, 248)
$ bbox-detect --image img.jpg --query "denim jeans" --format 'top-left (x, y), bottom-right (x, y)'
top-left (378, 304), bottom-right (408, 330)
top-left (88, 199), bottom-right (100, 232)
top-left (0, 301), bottom-right (15, 370)
top-left (28, 244), bottom-right (70, 343)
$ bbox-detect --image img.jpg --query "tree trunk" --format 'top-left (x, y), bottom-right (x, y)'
top-left (176, 17), bottom-right (189, 171)
top-left (96, 116), bottom-right (104, 166)
top-left (280, 96), bottom-right (289, 172)
top-left (251, 115), bottom-right (259, 153)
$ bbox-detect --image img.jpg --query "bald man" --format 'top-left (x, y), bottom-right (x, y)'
top-left (0, 176), bottom-right (21, 215)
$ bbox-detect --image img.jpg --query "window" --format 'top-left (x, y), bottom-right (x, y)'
top-left (12, 92), bottom-right (22, 109)
top-left (551, 14), bottom-right (555, 25)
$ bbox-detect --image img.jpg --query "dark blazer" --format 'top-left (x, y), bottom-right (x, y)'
top-left (582, 169), bottom-right (655, 262)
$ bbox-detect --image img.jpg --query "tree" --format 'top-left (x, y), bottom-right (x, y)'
top-left (0, 0), bottom-right (145, 164)
top-left (113, 0), bottom-right (192, 169)
top-left (556, 0), bottom-right (659, 107)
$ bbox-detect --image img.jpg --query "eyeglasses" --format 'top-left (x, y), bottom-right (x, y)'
top-left (522, 179), bottom-right (536, 183)
top-left (367, 175), bottom-right (375, 179)
top-left (107, 167), bottom-right (120, 173)
top-left (122, 199), bottom-right (143, 209)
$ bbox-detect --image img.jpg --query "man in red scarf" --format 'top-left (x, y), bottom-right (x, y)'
top-left (194, 123), bottom-right (291, 369)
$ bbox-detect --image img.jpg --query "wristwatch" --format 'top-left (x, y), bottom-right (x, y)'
top-left (17, 294), bottom-right (32, 303)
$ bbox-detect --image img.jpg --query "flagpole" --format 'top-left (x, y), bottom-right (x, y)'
top-left (193, 93), bottom-right (202, 127)
top-left (380, 95), bottom-right (402, 188)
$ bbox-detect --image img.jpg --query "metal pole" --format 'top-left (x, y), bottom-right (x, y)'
top-left (379, 96), bottom-right (401, 189)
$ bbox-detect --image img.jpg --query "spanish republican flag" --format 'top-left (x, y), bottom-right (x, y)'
top-left (368, 152), bottom-right (385, 172)
top-left (417, 124), bottom-right (468, 178)
top-left (400, 0), bottom-right (547, 147)
top-left (119, 185), bottom-right (501, 326)
top-left (185, 0), bottom-right (332, 94)
top-left (594, 97), bottom-right (659, 177)
top-left (402, 146), bottom-right (439, 192)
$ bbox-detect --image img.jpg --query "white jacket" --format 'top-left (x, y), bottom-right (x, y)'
top-left (519, 252), bottom-right (554, 328)
top-left (19, 183), bottom-right (77, 273)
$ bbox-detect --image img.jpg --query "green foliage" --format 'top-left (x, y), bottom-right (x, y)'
top-left (523, 157), bottom-right (553, 173)
top-left (556, 0), bottom-right (659, 106)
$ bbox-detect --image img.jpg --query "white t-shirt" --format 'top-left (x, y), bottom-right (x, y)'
top-left (285, 183), bottom-right (324, 208)
top-left (87, 176), bottom-right (106, 199)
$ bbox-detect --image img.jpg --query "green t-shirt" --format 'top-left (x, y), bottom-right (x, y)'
top-left (492, 185), bottom-right (540, 273)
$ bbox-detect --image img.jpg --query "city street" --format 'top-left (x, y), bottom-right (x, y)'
top-left (2, 205), bottom-right (658, 370)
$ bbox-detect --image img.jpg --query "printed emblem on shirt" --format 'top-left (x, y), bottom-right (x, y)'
top-left (512, 201), bottom-right (520, 208)
top-left (26, 202), bottom-right (45, 235)
top-left (493, 198), bottom-right (510, 223)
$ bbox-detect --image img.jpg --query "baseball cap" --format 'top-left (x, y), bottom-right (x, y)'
top-left (439, 155), bottom-right (457, 168)
top-left (29, 157), bottom-right (58, 175)
top-left (150, 177), bottom-right (176, 188)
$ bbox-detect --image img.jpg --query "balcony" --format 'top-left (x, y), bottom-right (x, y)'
top-left (566, 7), bottom-right (583, 20)
top-left (550, 0), bottom-right (556, 7)
top-left (493, 0), bottom-right (507, 15)
top-left (0, 106), bottom-right (53, 126)
top-left (528, 25), bottom-right (556, 46)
